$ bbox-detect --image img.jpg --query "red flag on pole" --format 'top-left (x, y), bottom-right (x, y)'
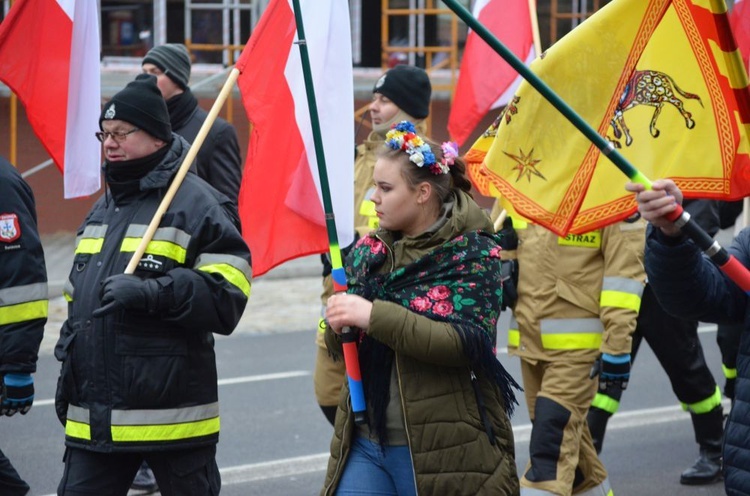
top-left (235, 0), bottom-right (354, 277)
top-left (447, 0), bottom-right (535, 147)
top-left (0, 0), bottom-right (101, 198)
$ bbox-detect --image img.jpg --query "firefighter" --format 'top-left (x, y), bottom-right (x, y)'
top-left (508, 209), bottom-right (646, 496)
top-left (314, 65), bottom-right (432, 425)
top-left (0, 155), bottom-right (48, 496)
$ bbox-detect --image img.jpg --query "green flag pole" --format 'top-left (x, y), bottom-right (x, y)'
top-left (290, 0), bottom-right (367, 424)
top-left (441, 0), bottom-right (750, 292)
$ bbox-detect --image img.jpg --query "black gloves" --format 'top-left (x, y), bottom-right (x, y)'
top-left (92, 274), bottom-right (173, 317)
top-left (1, 373), bottom-right (34, 416)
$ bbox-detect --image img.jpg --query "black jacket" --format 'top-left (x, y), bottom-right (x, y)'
top-left (55, 136), bottom-right (251, 453)
top-left (175, 104), bottom-right (242, 207)
top-left (0, 156), bottom-right (47, 375)
top-left (644, 225), bottom-right (750, 495)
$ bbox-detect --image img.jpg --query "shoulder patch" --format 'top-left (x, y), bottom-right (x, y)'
top-left (0, 213), bottom-right (21, 243)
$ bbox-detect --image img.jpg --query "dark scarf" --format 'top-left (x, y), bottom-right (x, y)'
top-left (347, 230), bottom-right (520, 444)
top-left (104, 145), bottom-right (170, 203)
top-left (166, 89), bottom-right (198, 130)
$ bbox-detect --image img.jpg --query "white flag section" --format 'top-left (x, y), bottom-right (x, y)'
top-left (63, 0), bottom-right (102, 198)
top-left (286, 0), bottom-right (354, 247)
top-left (236, 0), bottom-right (354, 276)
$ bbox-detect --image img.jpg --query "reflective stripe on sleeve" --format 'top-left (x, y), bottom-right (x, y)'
top-left (194, 253), bottom-right (252, 297)
top-left (0, 283), bottom-right (48, 325)
top-left (723, 364), bottom-right (737, 379)
top-left (600, 277), bottom-right (643, 311)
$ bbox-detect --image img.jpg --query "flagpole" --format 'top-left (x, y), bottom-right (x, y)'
top-left (442, 0), bottom-right (750, 293)
top-left (291, 0), bottom-right (367, 425)
top-left (124, 68), bottom-right (240, 274)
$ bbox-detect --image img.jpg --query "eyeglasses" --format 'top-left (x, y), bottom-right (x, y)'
top-left (95, 128), bottom-right (140, 143)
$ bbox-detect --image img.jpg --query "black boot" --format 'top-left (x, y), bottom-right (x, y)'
top-left (680, 405), bottom-right (724, 485)
top-left (680, 449), bottom-right (722, 485)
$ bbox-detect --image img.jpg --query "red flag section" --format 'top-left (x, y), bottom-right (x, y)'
top-left (0, 0), bottom-right (101, 198)
top-left (730, 0), bottom-right (750, 71)
top-left (235, 0), bottom-right (354, 277)
top-left (448, 0), bottom-right (535, 147)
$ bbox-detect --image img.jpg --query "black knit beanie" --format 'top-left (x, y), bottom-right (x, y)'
top-left (100, 74), bottom-right (172, 142)
top-left (373, 65), bottom-right (431, 119)
top-left (142, 43), bottom-right (191, 89)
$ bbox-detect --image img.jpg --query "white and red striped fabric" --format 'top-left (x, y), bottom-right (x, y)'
top-left (448, 0), bottom-right (536, 147)
top-left (0, 0), bottom-right (101, 198)
top-left (236, 0), bottom-right (354, 277)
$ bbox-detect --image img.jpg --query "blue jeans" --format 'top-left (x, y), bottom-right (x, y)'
top-left (336, 436), bottom-right (416, 495)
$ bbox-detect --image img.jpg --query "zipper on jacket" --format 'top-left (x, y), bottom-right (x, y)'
top-left (471, 369), bottom-right (496, 446)
top-left (395, 354), bottom-right (420, 495)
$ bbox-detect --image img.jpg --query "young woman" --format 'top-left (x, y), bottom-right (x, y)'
top-left (322, 121), bottom-right (520, 496)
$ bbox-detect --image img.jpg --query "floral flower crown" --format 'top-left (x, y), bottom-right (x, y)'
top-left (385, 121), bottom-right (458, 175)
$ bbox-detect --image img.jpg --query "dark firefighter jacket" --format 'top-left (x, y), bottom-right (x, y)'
top-left (55, 135), bottom-right (251, 453)
top-left (0, 156), bottom-right (47, 375)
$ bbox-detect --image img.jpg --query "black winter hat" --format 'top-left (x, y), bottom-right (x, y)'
top-left (373, 65), bottom-right (431, 119)
top-left (100, 74), bottom-right (172, 142)
top-left (142, 43), bottom-right (191, 89)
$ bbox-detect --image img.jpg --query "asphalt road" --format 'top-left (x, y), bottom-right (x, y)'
top-left (2, 321), bottom-right (730, 496)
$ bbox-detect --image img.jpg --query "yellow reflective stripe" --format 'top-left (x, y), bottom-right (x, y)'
top-left (511, 218), bottom-right (528, 229)
top-left (541, 333), bottom-right (602, 350)
top-left (199, 264), bottom-right (251, 297)
top-left (359, 199), bottom-right (376, 218)
top-left (65, 420), bottom-right (92, 440)
top-left (120, 238), bottom-right (187, 264)
top-left (591, 392), bottom-right (620, 414)
top-left (681, 386), bottom-right (722, 414)
top-left (723, 364), bottom-right (738, 379)
top-left (508, 329), bottom-right (520, 347)
top-left (0, 300), bottom-right (48, 325)
top-left (75, 237), bottom-right (103, 255)
top-left (600, 291), bottom-right (642, 312)
top-left (111, 417), bottom-right (220, 442)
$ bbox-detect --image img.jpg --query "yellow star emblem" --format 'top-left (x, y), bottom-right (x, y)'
top-left (503, 148), bottom-right (546, 183)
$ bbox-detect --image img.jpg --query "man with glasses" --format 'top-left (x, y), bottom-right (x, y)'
top-left (55, 74), bottom-right (252, 495)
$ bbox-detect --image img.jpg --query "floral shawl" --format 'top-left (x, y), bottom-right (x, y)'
top-left (347, 229), bottom-right (520, 443)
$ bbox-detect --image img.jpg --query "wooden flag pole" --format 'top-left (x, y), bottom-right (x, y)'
top-left (124, 68), bottom-right (240, 274)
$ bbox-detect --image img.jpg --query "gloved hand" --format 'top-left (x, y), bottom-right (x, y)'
top-left (92, 274), bottom-right (171, 317)
top-left (496, 216), bottom-right (518, 251)
top-left (1, 373), bottom-right (34, 416)
top-left (590, 353), bottom-right (631, 391)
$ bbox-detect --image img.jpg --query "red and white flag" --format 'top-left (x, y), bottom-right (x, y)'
top-left (236, 0), bottom-right (354, 277)
top-left (448, 0), bottom-right (536, 147)
top-left (0, 0), bottom-right (101, 198)
top-left (730, 0), bottom-right (750, 71)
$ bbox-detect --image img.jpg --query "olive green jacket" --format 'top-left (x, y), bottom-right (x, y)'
top-left (322, 190), bottom-right (519, 495)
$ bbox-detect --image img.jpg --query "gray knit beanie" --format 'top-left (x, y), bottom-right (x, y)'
top-left (142, 44), bottom-right (191, 89)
